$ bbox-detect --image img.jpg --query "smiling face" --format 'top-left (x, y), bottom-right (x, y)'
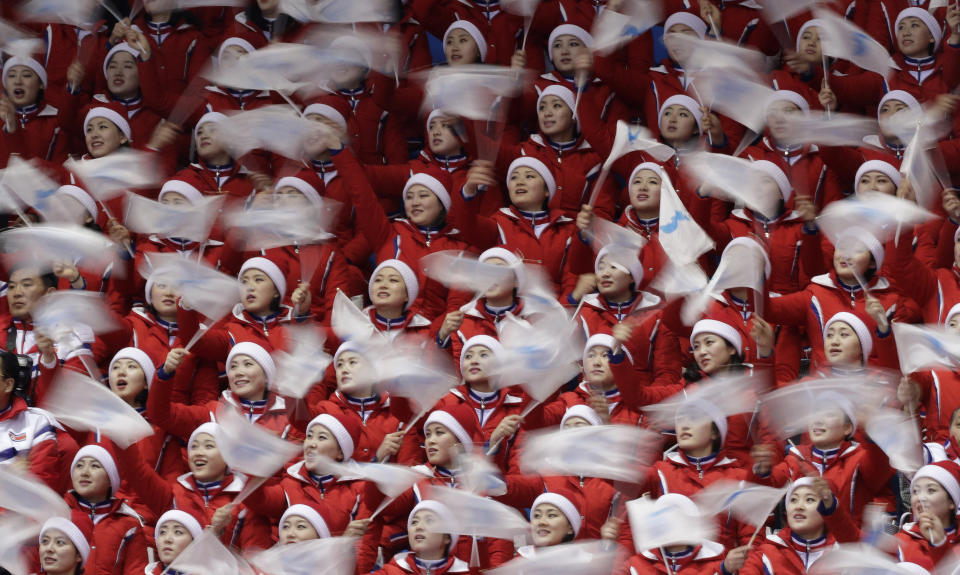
top-left (408, 510), bottom-right (450, 559)
top-left (239, 268), bottom-right (279, 316)
top-left (5, 65), bottom-right (42, 108)
top-left (39, 529), bottom-right (82, 575)
top-left (583, 345), bottom-right (614, 388)
top-left (786, 486), bottom-right (825, 539)
top-left (897, 16), bottom-right (934, 57)
top-left (85, 117), bottom-right (127, 158)
top-left (538, 94), bottom-right (575, 140)
top-left (428, 115), bottom-right (463, 156)
top-left (550, 34), bottom-right (589, 74)
top-left (629, 168), bottom-right (661, 215)
top-left (659, 104), bottom-right (697, 144)
top-left (370, 267), bottom-right (408, 311)
top-left (424, 422), bottom-right (460, 467)
top-left (531, 503), bottom-right (574, 547)
top-left (156, 521), bottom-right (194, 565)
top-left (807, 407), bottom-right (852, 450)
top-left (462, 344), bottom-right (496, 384)
top-left (508, 166), bottom-right (549, 212)
top-left (279, 515), bottom-right (320, 545)
top-left (444, 28), bottom-right (481, 65)
top-left (404, 183), bottom-right (445, 227)
top-left (108, 358), bottom-right (147, 406)
top-left (856, 171), bottom-right (896, 196)
top-left (596, 256), bottom-right (634, 301)
top-left (335, 351), bottom-right (372, 397)
top-left (187, 432), bottom-right (226, 482)
top-left (692, 332), bottom-right (736, 375)
top-left (797, 26), bottom-right (822, 65)
top-left (303, 423), bottom-right (344, 469)
top-left (227, 354), bottom-right (268, 401)
top-left (72, 456), bottom-right (111, 502)
top-left (824, 320), bottom-right (863, 367)
top-left (106, 51), bottom-right (140, 100)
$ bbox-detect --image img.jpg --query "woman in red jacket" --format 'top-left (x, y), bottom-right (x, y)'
top-left (145, 510), bottom-right (203, 575)
top-left (377, 500), bottom-right (476, 575)
top-left (35, 517), bottom-right (93, 575)
top-left (149, 342), bottom-right (298, 441)
top-left (65, 444), bottom-right (149, 575)
top-left (115, 421), bottom-right (273, 551)
top-left (278, 504), bottom-right (332, 545)
top-left (901, 304), bottom-right (960, 444)
top-left (895, 462), bottom-right (960, 567)
top-left (514, 489), bottom-right (584, 560)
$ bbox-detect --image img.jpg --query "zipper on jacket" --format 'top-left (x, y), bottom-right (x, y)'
top-left (696, 461), bottom-right (703, 479)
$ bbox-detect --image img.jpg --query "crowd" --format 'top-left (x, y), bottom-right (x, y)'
top-left (3, 0), bottom-right (960, 574)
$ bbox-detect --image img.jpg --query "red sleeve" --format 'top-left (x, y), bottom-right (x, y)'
top-left (647, 322), bottom-right (683, 397)
top-left (113, 442), bottom-right (175, 517)
top-left (362, 162), bottom-right (417, 202)
top-left (817, 145), bottom-right (866, 192)
top-left (309, 249), bottom-right (353, 325)
top-left (27, 434), bottom-right (62, 492)
top-left (829, 72), bottom-right (886, 113)
top-left (239, 481), bottom-right (289, 519)
top-left (330, 148), bottom-right (395, 255)
top-left (175, 305), bottom-right (231, 364)
top-left (888, 224), bottom-right (938, 309)
top-left (764, 288), bottom-right (812, 328)
top-left (914, 218), bottom-right (944, 269)
top-left (146, 365), bottom-right (216, 442)
top-left (368, 72), bottom-right (424, 121)
top-left (941, 44), bottom-right (960, 91)
top-left (447, 189), bottom-right (501, 250)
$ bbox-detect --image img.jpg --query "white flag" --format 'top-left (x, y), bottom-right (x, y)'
top-left (762, 0), bottom-right (819, 23)
top-left (591, 1), bottom-right (662, 55)
top-left (649, 261), bottom-right (709, 298)
top-left (643, 374), bottom-right (764, 432)
top-left (249, 537), bottom-right (357, 575)
top-left (593, 217), bottom-right (648, 252)
top-left (488, 540), bottom-right (619, 575)
top-left (667, 34), bottom-right (765, 79)
top-left (64, 151), bottom-right (162, 201)
top-left (369, 341), bottom-right (459, 415)
top-left (628, 496), bottom-right (717, 550)
top-left (694, 68), bottom-right (776, 133)
top-left (900, 125), bottom-right (941, 210)
top-left (212, 44), bottom-right (336, 94)
top-left (165, 530), bottom-right (255, 575)
top-left (216, 105), bottom-right (336, 159)
top-left (0, 225), bottom-right (118, 274)
top-left (657, 170), bottom-right (714, 265)
top-left (500, 0), bottom-right (539, 16)
top-left (43, 371), bottom-right (153, 448)
top-left (864, 407), bottom-right (922, 473)
top-left (606, 121), bottom-right (676, 166)
top-left (223, 204), bottom-right (337, 249)
top-left (19, 0), bottom-right (97, 26)
top-left (421, 66), bottom-right (527, 121)
top-left (809, 544), bottom-right (919, 575)
top-left (139, 253), bottom-right (241, 322)
top-left (143, 0), bottom-right (244, 9)
top-left (518, 425), bottom-right (659, 482)
top-left (817, 193), bottom-right (937, 247)
top-left (781, 113), bottom-right (880, 147)
top-left (760, 377), bottom-right (893, 440)
top-left (1, 157), bottom-right (61, 211)
top-left (215, 405), bottom-right (300, 478)
top-left (685, 152), bottom-right (781, 219)
top-left (0, 467), bottom-right (70, 521)
top-left (310, 456), bottom-right (430, 498)
top-left (273, 326), bottom-right (331, 399)
top-left (428, 486), bottom-right (530, 539)
top-left (420, 251), bottom-right (517, 294)
top-left (681, 238), bottom-right (768, 325)
top-left (0, 514), bottom-right (41, 575)
top-left (302, 29), bottom-right (402, 76)
top-left (492, 311), bottom-right (581, 399)
top-left (815, 8), bottom-right (899, 77)
top-left (694, 480), bottom-right (788, 527)
top-left (279, 0), bottom-right (399, 23)
top-left (33, 291), bottom-right (119, 339)
top-left (124, 193), bottom-right (222, 243)
top-left (892, 322), bottom-right (960, 375)
top-left (330, 289), bottom-right (378, 342)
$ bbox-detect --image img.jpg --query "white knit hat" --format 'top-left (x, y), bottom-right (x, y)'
top-left (561, 404), bottom-right (603, 427)
top-left (878, 90), bottom-right (922, 118)
top-left (796, 19), bottom-right (824, 53)
top-left (194, 111), bottom-right (227, 139)
top-left (423, 409), bottom-right (473, 449)
top-left (403, 172), bottom-right (451, 212)
top-left (333, 340), bottom-right (366, 364)
top-left (217, 37), bottom-right (256, 64)
top-left (769, 90), bottom-right (810, 115)
top-left (854, 160), bottom-right (901, 191)
top-left (239, 256), bottom-right (287, 301)
top-left (3, 56), bottom-right (47, 88)
top-left (814, 391), bottom-right (859, 432)
top-left (156, 510), bottom-right (203, 540)
top-left (307, 413), bottom-right (356, 460)
top-left (102, 42), bottom-right (140, 80)
top-left (84, 106), bottom-right (132, 141)
top-left (281, 504), bottom-right (331, 538)
top-left (72, 445), bottom-right (120, 494)
top-left (690, 319), bottom-right (743, 356)
top-left (55, 185), bottom-right (99, 220)
top-left (369, 259), bottom-right (419, 310)
top-left (946, 303), bottom-right (960, 325)
top-left (659, 95), bottom-right (703, 131)
top-left (785, 476), bottom-right (818, 504)
top-left (508, 156), bottom-right (557, 200)
top-left (159, 179), bottom-right (205, 205)
top-left (548, 24), bottom-right (594, 49)
top-left (835, 226), bottom-right (884, 269)
top-left (189, 421), bottom-right (219, 447)
top-left (913, 463), bottom-right (960, 509)
top-left (532, 491), bottom-right (582, 536)
top-left (303, 103), bottom-right (348, 133)
top-left (896, 7), bottom-right (943, 51)
top-left (109, 347), bottom-right (156, 390)
top-left (409, 500), bottom-right (460, 555)
top-left (537, 84), bottom-right (576, 116)
top-left (664, 12), bottom-right (708, 39)
top-left (226, 341), bottom-right (276, 386)
top-left (752, 160), bottom-right (792, 203)
top-left (722, 237), bottom-right (772, 279)
top-left (459, 334), bottom-right (504, 376)
top-left (899, 564), bottom-right (933, 575)
top-left (443, 20), bottom-right (488, 62)
top-left (275, 176), bottom-right (323, 208)
top-left (39, 517), bottom-right (90, 566)
top-left (331, 36), bottom-right (373, 70)
top-left (823, 311), bottom-right (873, 360)
top-left (677, 398), bottom-right (728, 446)
top-left (629, 162), bottom-right (664, 185)
top-left (582, 333), bottom-right (618, 366)
top-left (595, 244), bottom-right (643, 287)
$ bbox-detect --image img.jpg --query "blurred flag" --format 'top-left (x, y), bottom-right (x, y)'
top-left (311, 457), bottom-right (429, 498)
top-left (273, 326), bottom-right (331, 399)
top-left (695, 480), bottom-right (787, 527)
top-left (900, 125), bottom-right (942, 210)
top-left (694, 68), bottom-right (776, 133)
top-left (591, 0), bottom-right (662, 55)
top-left (215, 405), bottom-right (300, 478)
top-left (124, 193), bottom-right (222, 243)
top-left (592, 217), bottom-right (648, 252)
top-left (33, 291), bottom-right (119, 339)
top-left (421, 66), bottom-right (527, 121)
top-left (681, 238), bottom-right (768, 324)
top-left (809, 544), bottom-right (917, 575)
top-left (650, 261), bottom-right (709, 298)
top-left (249, 537), bottom-right (357, 575)
top-left (455, 452), bottom-right (507, 496)
top-left (331, 289), bottom-right (378, 342)
top-left (0, 514), bottom-right (41, 575)
top-left (138, 253), bottom-right (241, 322)
top-left (817, 193), bottom-right (937, 247)
top-left (588, 121), bottom-right (674, 207)
top-left (368, 341), bottom-right (459, 417)
top-left (685, 153), bottom-right (781, 219)
top-left (302, 29), bottom-right (402, 76)
top-left (815, 8), bottom-right (899, 77)
top-left (519, 425), bottom-right (659, 482)
top-left (427, 486), bottom-right (530, 539)
top-left (893, 322), bottom-right (960, 375)
top-left (658, 171), bottom-right (714, 265)
top-left (1, 157), bottom-right (64, 213)
top-left (279, 0), bottom-right (399, 23)
top-left (211, 44), bottom-right (333, 94)
top-left (43, 370), bottom-right (154, 448)
top-left (144, 0), bottom-right (244, 9)
top-left (223, 204), bottom-right (337, 249)
top-left (166, 530), bottom-right (255, 575)
top-left (762, 0), bottom-right (819, 23)
top-left (627, 496), bottom-right (717, 550)
top-left (759, 377), bottom-right (892, 439)
top-left (643, 374), bottom-right (764, 432)
top-left (19, 0), bottom-right (97, 26)
top-left (781, 113), bottom-right (879, 147)
top-left (488, 541), bottom-right (619, 575)
top-left (216, 106), bottom-right (336, 159)
top-left (0, 225), bottom-right (118, 275)
top-left (493, 311), bottom-right (581, 400)
top-left (667, 34), bottom-right (765, 78)
top-left (0, 467), bottom-right (70, 521)
top-left (864, 407), bottom-right (922, 473)
top-left (64, 151), bottom-right (162, 201)
top-left (421, 251), bottom-right (516, 295)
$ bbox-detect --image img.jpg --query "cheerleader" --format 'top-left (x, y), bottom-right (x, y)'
top-left (376, 501), bottom-right (476, 575)
top-left (895, 462), bottom-right (960, 566)
top-left (145, 510), bottom-right (203, 575)
top-left (279, 504), bottom-right (332, 545)
top-left (35, 517), bottom-right (92, 575)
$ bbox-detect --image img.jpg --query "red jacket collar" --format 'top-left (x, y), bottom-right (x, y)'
top-left (0, 396), bottom-right (28, 423)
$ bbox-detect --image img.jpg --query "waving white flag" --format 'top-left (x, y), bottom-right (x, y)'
top-left (493, 311), bottom-right (581, 401)
top-left (64, 151), bottom-right (162, 201)
top-left (0, 224), bottom-right (118, 274)
top-left (19, 0), bottom-right (97, 26)
top-left (694, 68), bottom-right (776, 133)
top-left (273, 326), bottom-right (332, 399)
top-left (893, 322), bottom-right (960, 375)
top-left (311, 456), bottom-right (429, 498)
top-left (421, 251), bottom-right (516, 294)
top-left (628, 496), bottom-right (717, 550)
top-left (166, 530), bottom-right (255, 575)
top-left (0, 467), bottom-right (70, 521)
top-left (519, 425), bottom-right (659, 482)
top-left (694, 480), bottom-right (788, 527)
top-left (591, 0), bottom-right (662, 55)
top-left (815, 8), bottom-right (899, 77)
top-left (657, 171), bottom-right (714, 265)
top-left (215, 405), bottom-right (300, 478)
top-left (217, 106), bottom-right (337, 159)
top-left (488, 541), bottom-right (619, 575)
top-left (330, 289), bottom-right (378, 342)
top-left (279, 0), bottom-right (399, 23)
top-left (428, 486), bottom-right (531, 539)
top-left (125, 193), bottom-right (222, 243)
top-left (864, 407), bottom-right (922, 473)
top-left (249, 537), bottom-right (357, 575)
top-left (139, 253), bottom-right (241, 323)
top-left (43, 371), bottom-right (153, 448)
top-left (782, 113), bottom-right (880, 147)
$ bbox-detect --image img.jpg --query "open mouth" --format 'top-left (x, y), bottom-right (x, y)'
top-left (13, 89), bottom-right (24, 98)
top-left (115, 379), bottom-right (128, 390)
